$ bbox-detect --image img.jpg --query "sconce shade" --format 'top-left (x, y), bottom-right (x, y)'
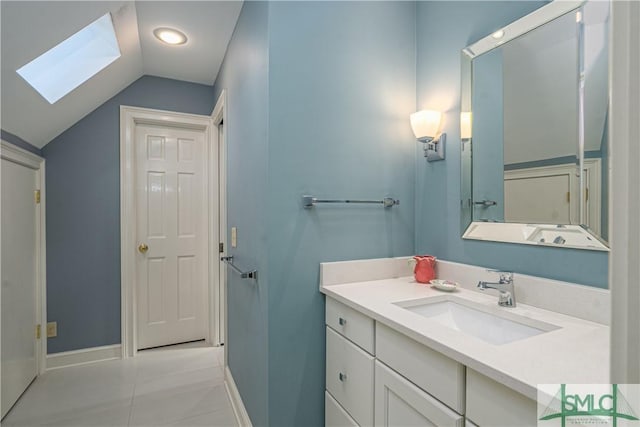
top-left (410, 110), bottom-right (441, 141)
top-left (460, 112), bottom-right (472, 139)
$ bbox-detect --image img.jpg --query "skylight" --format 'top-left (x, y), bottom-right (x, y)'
top-left (17, 13), bottom-right (121, 104)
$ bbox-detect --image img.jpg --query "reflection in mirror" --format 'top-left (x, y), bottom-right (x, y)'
top-left (460, 0), bottom-right (609, 251)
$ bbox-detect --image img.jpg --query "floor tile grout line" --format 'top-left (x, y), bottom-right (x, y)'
top-left (126, 380), bottom-right (137, 427)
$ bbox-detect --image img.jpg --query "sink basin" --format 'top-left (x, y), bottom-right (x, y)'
top-left (395, 297), bottom-right (560, 345)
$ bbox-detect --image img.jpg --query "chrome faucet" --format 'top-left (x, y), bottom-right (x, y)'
top-left (477, 271), bottom-right (516, 307)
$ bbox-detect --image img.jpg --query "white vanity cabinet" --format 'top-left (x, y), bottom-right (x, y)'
top-left (325, 297), bottom-right (537, 427)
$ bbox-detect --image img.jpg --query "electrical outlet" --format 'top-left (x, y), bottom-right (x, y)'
top-left (231, 227), bottom-right (237, 248)
top-left (47, 322), bottom-right (57, 338)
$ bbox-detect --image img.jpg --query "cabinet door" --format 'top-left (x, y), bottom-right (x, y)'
top-left (376, 323), bottom-right (466, 413)
top-left (466, 369), bottom-right (536, 427)
top-left (375, 361), bottom-right (464, 427)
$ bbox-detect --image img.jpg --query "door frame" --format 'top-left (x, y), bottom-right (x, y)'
top-left (210, 90), bottom-right (227, 349)
top-left (0, 140), bottom-right (47, 375)
top-left (610, 0), bottom-right (640, 382)
top-left (120, 106), bottom-right (216, 357)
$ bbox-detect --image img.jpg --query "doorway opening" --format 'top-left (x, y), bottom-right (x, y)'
top-left (120, 106), bottom-right (224, 357)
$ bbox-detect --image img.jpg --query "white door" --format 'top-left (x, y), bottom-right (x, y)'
top-left (374, 361), bottom-right (464, 427)
top-left (1, 157), bottom-right (39, 418)
top-left (135, 124), bottom-right (207, 350)
top-left (504, 173), bottom-right (573, 224)
top-left (504, 164), bottom-right (579, 225)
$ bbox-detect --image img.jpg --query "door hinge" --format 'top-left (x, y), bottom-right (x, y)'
top-left (34, 190), bottom-right (41, 204)
top-left (36, 324), bottom-right (41, 339)
top-left (219, 242), bottom-right (224, 253)
top-left (586, 188), bottom-right (589, 201)
top-left (566, 192), bottom-right (570, 203)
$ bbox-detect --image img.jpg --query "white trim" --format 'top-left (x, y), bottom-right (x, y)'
top-left (46, 345), bottom-right (122, 371)
top-left (224, 366), bottom-right (253, 427)
top-left (610, 0), bottom-right (640, 383)
top-left (37, 160), bottom-right (47, 376)
top-left (583, 159), bottom-right (602, 236)
top-left (0, 140), bottom-right (47, 376)
top-left (464, 1), bottom-right (583, 58)
top-left (119, 106), bottom-right (213, 358)
top-left (0, 140), bottom-right (42, 170)
top-left (210, 90), bottom-right (228, 348)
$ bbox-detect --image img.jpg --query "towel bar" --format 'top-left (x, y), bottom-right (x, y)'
top-left (302, 195), bottom-right (399, 209)
top-left (221, 256), bottom-right (257, 280)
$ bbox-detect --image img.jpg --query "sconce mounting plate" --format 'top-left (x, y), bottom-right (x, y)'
top-left (425, 133), bottom-right (446, 162)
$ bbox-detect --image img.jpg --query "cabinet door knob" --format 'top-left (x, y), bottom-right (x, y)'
top-left (138, 243), bottom-right (149, 254)
top-left (339, 372), bottom-right (347, 382)
top-left (338, 317), bottom-right (347, 326)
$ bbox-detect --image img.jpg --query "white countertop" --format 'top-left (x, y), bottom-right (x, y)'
top-left (321, 276), bottom-right (610, 400)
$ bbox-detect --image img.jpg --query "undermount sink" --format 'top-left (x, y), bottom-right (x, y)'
top-left (395, 297), bottom-right (560, 345)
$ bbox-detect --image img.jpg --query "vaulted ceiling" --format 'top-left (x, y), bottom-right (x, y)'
top-left (1, 1), bottom-right (242, 148)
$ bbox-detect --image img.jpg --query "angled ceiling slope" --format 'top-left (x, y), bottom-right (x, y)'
top-left (1, 1), bottom-right (242, 148)
top-left (1, 1), bottom-right (143, 148)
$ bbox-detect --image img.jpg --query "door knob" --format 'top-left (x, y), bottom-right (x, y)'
top-left (138, 243), bottom-right (149, 254)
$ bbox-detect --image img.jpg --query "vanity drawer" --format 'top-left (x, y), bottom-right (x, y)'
top-left (466, 369), bottom-right (536, 427)
top-left (376, 323), bottom-right (465, 413)
top-left (326, 297), bottom-right (375, 354)
top-left (325, 391), bottom-right (359, 427)
top-left (326, 327), bottom-right (374, 426)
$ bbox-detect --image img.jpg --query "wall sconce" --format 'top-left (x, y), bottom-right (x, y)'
top-left (460, 112), bottom-right (472, 139)
top-left (410, 110), bottom-right (446, 162)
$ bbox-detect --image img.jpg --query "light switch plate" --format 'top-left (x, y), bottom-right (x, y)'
top-left (231, 227), bottom-right (237, 248)
top-left (47, 322), bottom-right (57, 338)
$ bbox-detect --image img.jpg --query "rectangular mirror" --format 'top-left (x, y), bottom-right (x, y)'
top-left (460, 0), bottom-right (609, 251)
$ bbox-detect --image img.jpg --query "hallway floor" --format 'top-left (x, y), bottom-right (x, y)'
top-left (2, 342), bottom-right (237, 427)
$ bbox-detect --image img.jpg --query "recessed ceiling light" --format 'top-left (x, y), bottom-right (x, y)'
top-left (492, 30), bottom-right (505, 39)
top-left (153, 27), bottom-right (187, 45)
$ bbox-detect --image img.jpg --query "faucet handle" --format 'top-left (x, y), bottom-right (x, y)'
top-left (486, 269), bottom-right (514, 283)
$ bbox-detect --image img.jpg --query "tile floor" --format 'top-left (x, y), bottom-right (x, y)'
top-left (2, 341), bottom-right (237, 427)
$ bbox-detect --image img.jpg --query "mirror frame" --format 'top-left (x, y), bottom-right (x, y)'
top-left (460, 0), bottom-right (610, 252)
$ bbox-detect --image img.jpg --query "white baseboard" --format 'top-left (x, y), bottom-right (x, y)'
top-left (46, 344), bottom-right (122, 370)
top-left (224, 366), bottom-right (252, 427)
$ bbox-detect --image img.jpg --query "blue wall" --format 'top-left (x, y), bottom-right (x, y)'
top-left (213, 1), bottom-right (416, 425)
top-left (1, 129), bottom-right (42, 156)
top-left (42, 76), bottom-right (215, 353)
top-left (415, 1), bottom-right (608, 289)
top-left (211, 2), bottom-right (271, 425)
top-left (266, 2), bottom-right (416, 425)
